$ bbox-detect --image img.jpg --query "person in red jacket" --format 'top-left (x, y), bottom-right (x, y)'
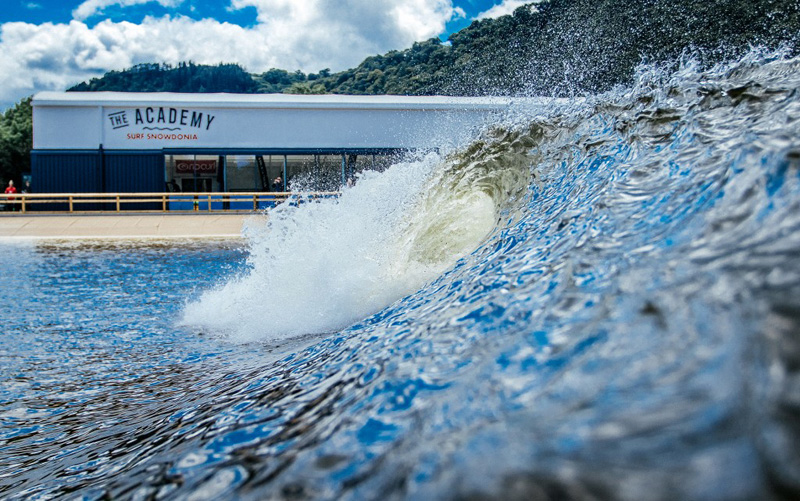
top-left (4, 180), bottom-right (17, 211)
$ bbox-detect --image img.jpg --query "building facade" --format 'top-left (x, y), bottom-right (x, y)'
top-left (32, 92), bottom-right (520, 199)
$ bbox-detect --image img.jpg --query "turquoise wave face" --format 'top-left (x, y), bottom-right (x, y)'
top-left (3, 50), bottom-right (800, 500)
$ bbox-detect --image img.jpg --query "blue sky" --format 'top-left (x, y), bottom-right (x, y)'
top-left (0, 0), bottom-right (533, 109)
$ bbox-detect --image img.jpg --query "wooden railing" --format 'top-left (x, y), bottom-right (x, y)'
top-left (0, 191), bottom-right (340, 214)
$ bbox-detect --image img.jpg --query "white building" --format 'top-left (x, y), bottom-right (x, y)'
top-left (32, 92), bottom-right (523, 195)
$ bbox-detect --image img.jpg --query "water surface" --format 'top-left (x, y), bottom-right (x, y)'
top-left (3, 52), bottom-right (800, 500)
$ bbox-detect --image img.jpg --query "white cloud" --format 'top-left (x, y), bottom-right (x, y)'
top-left (73, 0), bottom-right (185, 21)
top-left (475, 0), bottom-right (538, 20)
top-left (0, 17), bottom-right (253, 106)
top-left (0, 0), bottom-right (462, 108)
top-left (229, 0), bottom-right (459, 68)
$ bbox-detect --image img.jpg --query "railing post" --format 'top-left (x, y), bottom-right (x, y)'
top-left (207, 194), bottom-right (211, 212)
top-left (253, 195), bottom-right (257, 211)
top-left (162, 195), bottom-right (167, 212)
top-left (21, 196), bottom-right (26, 214)
top-left (115, 195), bottom-right (120, 212)
top-left (69, 196), bottom-right (74, 213)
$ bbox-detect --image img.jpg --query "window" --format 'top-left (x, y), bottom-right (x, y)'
top-left (165, 155), bottom-right (221, 192)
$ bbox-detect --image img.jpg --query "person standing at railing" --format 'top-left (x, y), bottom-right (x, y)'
top-left (4, 180), bottom-right (17, 212)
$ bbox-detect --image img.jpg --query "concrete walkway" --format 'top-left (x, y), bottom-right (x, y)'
top-left (0, 213), bottom-right (254, 239)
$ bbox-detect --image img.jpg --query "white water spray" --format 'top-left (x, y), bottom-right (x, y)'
top-left (181, 152), bottom-right (501, 343)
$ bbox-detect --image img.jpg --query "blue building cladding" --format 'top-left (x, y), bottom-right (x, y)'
top-left (104, 152), bottom-right (165, 210)
top-left (31, 151), bottom-right (102, 211)
top-left (32, 151), bottom-right (102, 193)
top-left (32, 151), bottom-right (164, 194)
top-left (103, 152), bottom-right (164, 193)
top-left (32, 150), bottom-right (165, 211)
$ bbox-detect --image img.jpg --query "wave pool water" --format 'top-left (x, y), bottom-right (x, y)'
top-left (2, 51), bottom-right (800, 500)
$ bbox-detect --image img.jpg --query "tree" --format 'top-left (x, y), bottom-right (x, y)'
top-left (0, 97), bottom-right (32, 185)
top-left (69, 62), bottom-right (258, 93)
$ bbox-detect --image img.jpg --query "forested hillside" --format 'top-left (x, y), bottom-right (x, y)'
top-left (2, 0), bottom-right (798, 184)
top-left (69, 0), bottom-right (800, 97)
top-left (69, 62), bottom-right (259, 94)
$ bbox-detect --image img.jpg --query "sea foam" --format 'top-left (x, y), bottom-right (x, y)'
top-left (181, 151), bottom-right (500, 342)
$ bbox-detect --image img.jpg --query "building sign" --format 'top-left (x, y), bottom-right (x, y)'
top-left (34, 92), bottom-right (523, 151)
top-left (175, 159), bottom-right (217, 175)
top-left (105, 106), bottom-right (218, 145)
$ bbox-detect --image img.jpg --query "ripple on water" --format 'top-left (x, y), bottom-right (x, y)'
top-left (3, 52), bottom-right (800, 500)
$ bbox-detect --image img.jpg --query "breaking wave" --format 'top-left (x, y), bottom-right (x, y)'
top-left (181, 150), bottom-right (520, 341)
top-left (4, 49), bottom-right (800, 501)
top-left (177, 49), bottom-right (800, 498)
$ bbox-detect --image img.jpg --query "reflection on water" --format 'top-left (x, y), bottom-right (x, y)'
top-left (3, 52), bottom-right (800, 500)
top-left (0, 240), bottom-right (295, 498)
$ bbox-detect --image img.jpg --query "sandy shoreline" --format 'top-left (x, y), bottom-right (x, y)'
top-left (0, 213), bottom-right (253, 239)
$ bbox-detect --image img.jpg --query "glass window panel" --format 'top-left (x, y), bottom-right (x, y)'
top-left (285, 155), bottom-right (316, 191)
top-left (264, 156), bottom-right (285, 192)
top-left (165, 155), bottom-right (220, 192)
top-left (226, 155), bottom-right (257, 192)
top-left (315, 154), bottom-right (344, 192)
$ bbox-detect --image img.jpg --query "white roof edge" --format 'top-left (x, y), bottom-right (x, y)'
top-left (32, 91), bottom-right (555, 110)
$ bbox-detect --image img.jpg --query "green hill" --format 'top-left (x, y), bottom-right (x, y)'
top-left (67, 0), bottom-right (800, 97)
top-left (69, 62), bottom-right (259, 94)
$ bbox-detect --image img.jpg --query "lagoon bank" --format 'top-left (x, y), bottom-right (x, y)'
top-left (0, 213), bottom-right (249, 239)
